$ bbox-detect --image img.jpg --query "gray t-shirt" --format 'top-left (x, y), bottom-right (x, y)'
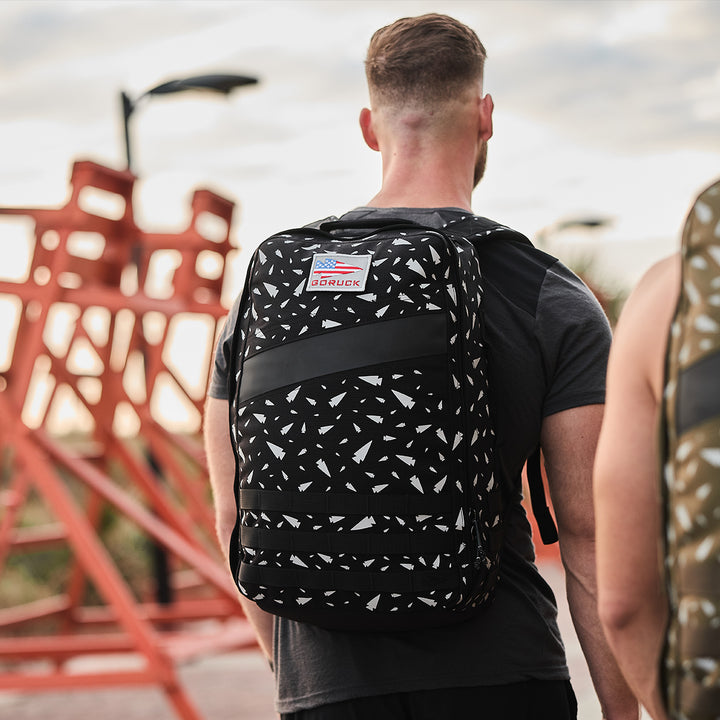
top-left (209, 207), bottom-right (611, 714)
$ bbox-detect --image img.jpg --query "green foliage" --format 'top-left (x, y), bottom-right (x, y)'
top-left (0, 488), bottom-right (154, 611)
top-left (2, 549), bottom-right (71, 609)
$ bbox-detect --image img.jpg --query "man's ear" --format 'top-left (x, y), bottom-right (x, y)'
top-left (359, 107), bottom-right (380, 151)
top-left (479, 93), bottom-right (494, 142)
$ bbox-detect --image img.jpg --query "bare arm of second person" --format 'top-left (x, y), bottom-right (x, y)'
top-left (204, 396), bottom-right (275, 661)
top-left (542, 404), bottom-right (640, 720)
top-left (594, 256), bottom-right (680, 720)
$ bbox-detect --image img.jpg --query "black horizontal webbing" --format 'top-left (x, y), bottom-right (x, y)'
top-left (240, 525), bottom-right (456, 555)
top-left (677, 350), bottom-right (720, 435)
top-left (238, 313), bottom-right (447, 403)
top-left (239, 488), bottom-right (454, 517)
top-left (238, 562), bottom-right (459, 593)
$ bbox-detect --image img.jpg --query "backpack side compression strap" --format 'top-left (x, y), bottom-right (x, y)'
top-left (526, 448), bottom-right (559, 545)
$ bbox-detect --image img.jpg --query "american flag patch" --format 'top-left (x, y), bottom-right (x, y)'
top-left (306, 253), bottom-right (372, 292)
top-left (313, 258), bottom-right (362, 275)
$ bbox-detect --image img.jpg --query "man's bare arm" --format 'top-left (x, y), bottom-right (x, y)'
top-left (204, 396), bottom-right (275, 660)
top-left (541, 404), bottom-right (639, 720)
top-left (594, 256), bottom-right (679, 720)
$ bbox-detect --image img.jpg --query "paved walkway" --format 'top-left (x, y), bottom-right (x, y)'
top-left (0, 561), bottom-right (638, 720)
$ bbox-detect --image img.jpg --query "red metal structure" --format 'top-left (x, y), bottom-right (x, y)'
top-left (0, 160), bottom-right (256, 719)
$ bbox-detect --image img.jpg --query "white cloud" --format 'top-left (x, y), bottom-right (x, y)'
top-left (598, 0), bottom-right (673, 45)
top-left (0, 0), bottom-right (718, 295)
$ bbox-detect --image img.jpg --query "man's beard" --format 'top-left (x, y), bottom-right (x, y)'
top-left (473, 141), bottom-right (488, 188)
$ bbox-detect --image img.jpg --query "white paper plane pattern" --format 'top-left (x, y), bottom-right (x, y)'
top-left (227, 223), bottom-right (502, 621)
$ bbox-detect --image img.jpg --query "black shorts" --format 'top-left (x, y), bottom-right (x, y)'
top-left (281, 679), bottom-right (578, 720)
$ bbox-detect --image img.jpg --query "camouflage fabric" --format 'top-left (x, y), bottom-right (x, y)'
top-left (662, 178), bottom-right (720, 719)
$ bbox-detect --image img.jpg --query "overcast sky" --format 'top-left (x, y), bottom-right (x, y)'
top-left (1, 0), bottom-right (719, 295)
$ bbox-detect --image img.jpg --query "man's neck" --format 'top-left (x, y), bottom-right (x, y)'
top-left (365, 191), bottom-right (471, 211)
top-left (366, 140), bottom-right (476, 211)
top-left (365, 169), bottom-right (474, 212)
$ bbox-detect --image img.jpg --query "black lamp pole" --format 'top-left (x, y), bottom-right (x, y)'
top-left (121, 73), bottom-right (259, 170)
top-left (118, 72), bottom-right (258, 605)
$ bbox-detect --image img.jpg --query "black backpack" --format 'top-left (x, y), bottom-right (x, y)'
top-left (226, 218), bottom-right (555, 631)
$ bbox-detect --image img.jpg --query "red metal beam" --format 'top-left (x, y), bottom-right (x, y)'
top-left (0, 160), bottom-right (251, 720)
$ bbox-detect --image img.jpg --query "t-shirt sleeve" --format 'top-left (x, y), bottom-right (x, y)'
top-left (207, 295), bottom-right (242, 400)
top-left (536, 261), bottom-right (612, 417)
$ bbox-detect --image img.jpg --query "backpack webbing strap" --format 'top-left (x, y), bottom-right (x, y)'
top-left (238, 563), bottom-right (460, 593)
top-left (675, 350), bottom-right (720, 436)
top-left (239, 489), bottom-right (455, 516)
top-left (240, 526), bottom-right (457, 555)
top-left (527, 447), bottom-right (559, 545)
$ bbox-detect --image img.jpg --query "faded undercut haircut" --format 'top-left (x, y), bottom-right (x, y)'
top-left (365, 13), bottom-right (486, 109)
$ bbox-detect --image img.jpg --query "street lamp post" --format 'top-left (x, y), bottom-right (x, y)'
top-left (118, 72), bottom-right (258, 605)
top-left (120, 73), bottom-right (259, 170)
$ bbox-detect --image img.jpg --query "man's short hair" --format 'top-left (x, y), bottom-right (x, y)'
top-left (365, 13), bottom-right (486, 109)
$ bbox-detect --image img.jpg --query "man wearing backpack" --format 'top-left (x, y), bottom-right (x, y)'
top-left (205, 13), bottom-right (636, 720)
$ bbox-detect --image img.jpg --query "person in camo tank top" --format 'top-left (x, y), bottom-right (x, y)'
top-left (595, 178), bottom-right (720, 720)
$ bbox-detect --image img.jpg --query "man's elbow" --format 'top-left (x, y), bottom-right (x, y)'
top-left (597, 592), bottom-right (646, 637)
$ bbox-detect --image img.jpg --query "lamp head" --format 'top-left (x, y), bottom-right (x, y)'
top-left (145, 73), bottom-right (259, 98)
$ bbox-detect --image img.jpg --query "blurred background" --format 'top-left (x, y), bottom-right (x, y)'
top-left (2, 0), bottom-right (719, 293)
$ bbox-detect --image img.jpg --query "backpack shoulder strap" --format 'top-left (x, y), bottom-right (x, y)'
top-left (443, 215), bottom-right (534, 247)
top-left (443, 216), bottom-right (558, 545)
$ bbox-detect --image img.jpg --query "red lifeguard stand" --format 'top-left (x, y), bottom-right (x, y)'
top-left (0, 160), bottom-right (256, 720)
